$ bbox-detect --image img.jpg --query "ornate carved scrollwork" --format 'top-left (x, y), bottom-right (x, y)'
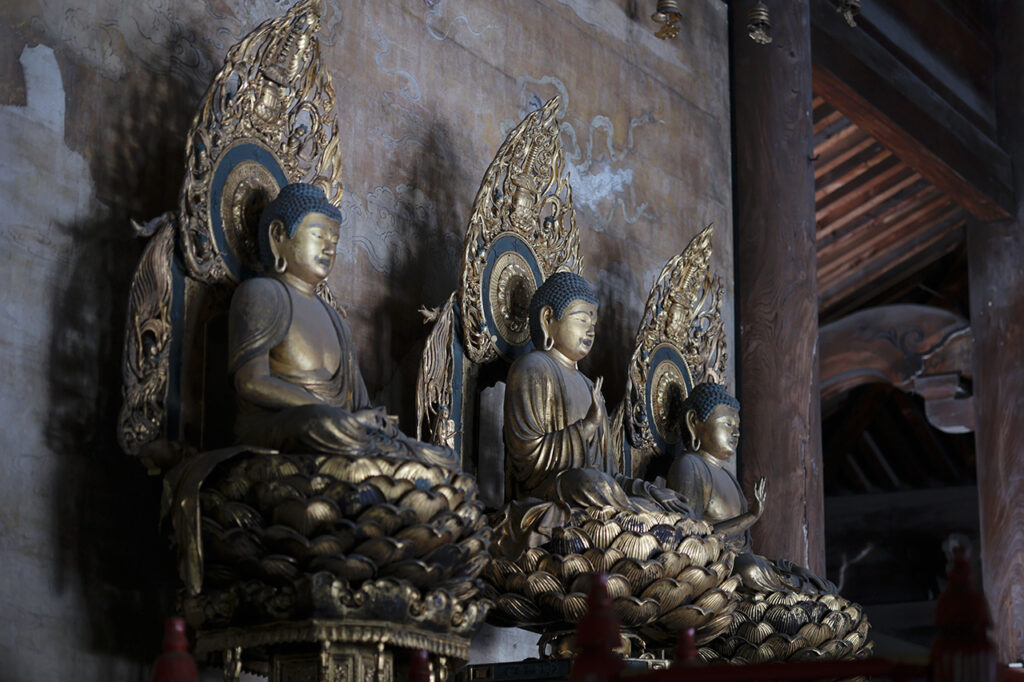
top-left (416, 97), bottom-right (583, 447)
top-left (624, 224), bottom-right (728, 455)
top-left (458, 95), bottom-right (582, 364)
top-left (118, 215), bottom-right (176, 455)
top-left (177, 0), bottom-right (342, 284)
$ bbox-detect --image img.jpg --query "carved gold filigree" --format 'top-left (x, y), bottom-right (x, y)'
top-left (624, 224), bottom-right (727, 453)
top-left (458, 95), bottom-right (582, 364)
top-left (120, 0), bottom-right (346, 455)
top-left (177, 0), bottom-right (342, 284)
top-left (118, 215), bottom-right (176, 456)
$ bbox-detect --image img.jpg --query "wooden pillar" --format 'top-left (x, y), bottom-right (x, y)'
top-left (731, 0), bottom-right (824, 573)
top-left (968, 0), bottom-right (1024, 663)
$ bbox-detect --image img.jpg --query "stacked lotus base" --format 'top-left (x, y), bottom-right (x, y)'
top-left (484, 505), bottom-right (739, 656)
top-left (699, 590), bottom-right (873, 664)
top-left (182, 451), bottom-right (491, 644)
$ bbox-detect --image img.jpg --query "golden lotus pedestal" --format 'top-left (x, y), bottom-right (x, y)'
top-left (196, 619), bottom-right (469, 681)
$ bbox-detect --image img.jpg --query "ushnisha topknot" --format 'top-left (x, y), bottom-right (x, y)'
top-left (685, 382), bottom-right (740, 422)
top-left (258, 183), bottom-right (343, 270)
top-left (528, 271), bottom-right (599, 348)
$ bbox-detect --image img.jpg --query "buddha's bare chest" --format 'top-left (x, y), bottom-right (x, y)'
top-left (270, 293), bottom-right (341, 374)
top-left (705, 464), bottom-right (746, 522)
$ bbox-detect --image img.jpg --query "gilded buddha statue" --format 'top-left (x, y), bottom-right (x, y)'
top-left (228, 182), bottom-right (455, 469)
top-left (503, 271), bottom-right (691, 518)
top-left (667, 382), bottom-right (835, 594)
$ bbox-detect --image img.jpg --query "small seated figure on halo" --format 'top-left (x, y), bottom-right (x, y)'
top-left (227, 182), bottom-right (455, 468)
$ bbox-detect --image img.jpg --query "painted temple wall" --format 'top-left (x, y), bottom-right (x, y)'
top-left (0, 1), bottom-right (732, 678)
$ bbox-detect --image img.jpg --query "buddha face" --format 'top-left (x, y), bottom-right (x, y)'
top-left (272, 211), bottom-right (340, 285)
top-left (688, 404), bottom-right (739, 461)
top-left (543, 298), bottom-right (597, 364)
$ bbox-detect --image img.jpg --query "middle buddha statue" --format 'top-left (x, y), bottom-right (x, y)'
top-left (502, 272), bottom-right (691, 530)
top-left (228, 182), bottom-right (456, 469)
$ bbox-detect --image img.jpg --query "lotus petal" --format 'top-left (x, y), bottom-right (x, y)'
top-left (613, 512), bottom-right (654, 534)
top-left (399, 489), bottom-right (449, 523)
top-left (818, 593), bottom-right (844, 611)
top-left (796, 622), bottom-right (832, 648)
top-left (319, 456), bottom-right (385, 483)
top-left (559, 554), bottom-right (593, 582)
top-left (677, 565), bottom-right (717, 596)
top-left (518, 547), bottom-right (546, 573)
top-left (610, 531), bottom-right (659, 561)
top-left (450, 473), bottom-right (477, 495)
top-left (361, 475), bottom-right (416, 502)
top-left (818, 638), bottom-right (853, 658)
top-left (393, 460), bottom-right (447, 488)
top-left (707, 558), bottom-right (732, 584)
top-left (307, 534), bottom-right (351, 557)
top-left (582, 520), bottom-right (621, 550)
top-left (678, 536), bottom-right (711, 566)
top-left (611, 557), bottom-right (665, 593)
top-left (215, 475), bottom-right (250, 500)
top-left (766, 590), bottom-right (803, 606)
top-left (496, 593), bottom-right (543, 623)
top-left (820, 609), bottom-right (852, 637)
top-left (605, 575), bottom-right (632, 600)
top-left (449, 550), bottom-right (491, 580)
top-left (582, 547), bottom-right (624, 574)
top-left (698, 610), bottom-right (738, 645)
top-left (422, 542), bottom-right (468, 570)
top-left (433, 484), bottom-right (466, 510)
top-left (649, 524), bottom-right (681, 546)
top-left (765, 603), bottom-right (809, 636)
top-left (657, 550), bottom-right (687, 576)
top-left (309, 553), bottom-right (376, 582)
top-left (483, 557), bottom-right (522, 587)
top-left (255, 482), bottom-right (304, 512)
top-left (454, 500), bottom-right (484, 530)
top-left (258, 554), bottom-right (299, 581)
top-left (542, 527), bottom-right (591, 555)
top-left (339, 484), bottom-right (387, 517)
top-left (218, 527), bottom-right (264, 563)
top-left (737, 620), bottom-right (776, 645)
top-left (641, 577), bottom-right (695, 613)
top-left (661, 604), bottom-right (713, 631)
top-left (352, 536), bottom-right (412, 564)
top-left (263, 524), bottom-right (311, 557)
top-left (694, 587), bottom-right (735, 615)
top-left (394, 523), bottom-right (447, 557)
top-left (524, 571), bottom-right (563, 599)
top-left (213, 500), bottom-right (263, 530)
top-left (612, 596), bottom-right (659, 627)
top-left (560, 592), bottom-right (589, 622)
top-left (379, 559), bottom-right (442, 587)
top-left (739, 598), bottom-right (769, 621)
top-left (438, 577), bottom-right (480, 601)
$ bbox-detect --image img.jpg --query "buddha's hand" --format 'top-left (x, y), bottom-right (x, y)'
top-left (353, 407), bottom-right (389, 432)
top-left (752, 477), bottom-right (767, 517)
top-left (581, 376), bottom-right (606, 437)
top-left (650, 485), bottom-right (692, 515)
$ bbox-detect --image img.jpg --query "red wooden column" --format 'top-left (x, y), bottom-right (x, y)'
top-left (968, 0), bottom-right (1024, 663)
top-left (730, 0), bottom-right (824, 574)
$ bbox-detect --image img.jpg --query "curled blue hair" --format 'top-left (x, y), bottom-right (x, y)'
top-left (528, 271), bottom-right (599, 348)
top-left (685, 382), bottom-right (740, 422)
top-left (257, 183), bottom-right (343, 270)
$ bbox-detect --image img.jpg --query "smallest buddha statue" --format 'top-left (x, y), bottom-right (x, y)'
top-left (667, 383), bottom-right (835, 594)
top-left (228, 182), bottom-right (455, 469)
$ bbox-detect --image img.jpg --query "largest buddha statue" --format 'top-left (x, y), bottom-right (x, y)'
top-left (227, 182), bottom-right (455, 469)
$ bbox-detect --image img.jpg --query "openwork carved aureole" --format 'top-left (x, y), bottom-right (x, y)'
top-left (459, 95), bottom-right (582, 364)
top-left (177, 0), bottom-right (343, 284)
top-left (624, 224), bottom-right (728, 453)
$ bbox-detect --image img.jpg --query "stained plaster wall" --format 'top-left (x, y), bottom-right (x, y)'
top-left (0, 1), bottom-right (732, 678)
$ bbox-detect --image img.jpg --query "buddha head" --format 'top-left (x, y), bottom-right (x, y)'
top-left (684, 383), bottom-right (740, 461)
top-left (528, 271), bottom-right (599, 364)
top-left (258, 183), bottom-right (343, 285)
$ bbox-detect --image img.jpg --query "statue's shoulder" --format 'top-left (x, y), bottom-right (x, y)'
top-left (232, 276), bottom-right (288, 304)
top-left (228, 277), bottom-right (292, 373)
top-left (508, 350), bottom-right (557, 380)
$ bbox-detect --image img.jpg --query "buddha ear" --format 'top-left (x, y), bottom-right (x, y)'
top-left (268, 219), bottom-right (288, 274)
top-left (539, 305), bottom-right (556, 351)
top-left (684, 409), bottom-right (699, 444)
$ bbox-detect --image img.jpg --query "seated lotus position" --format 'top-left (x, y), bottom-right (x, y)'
top-left (667, 382), bottom-right (835, 594)
top-left (228, 182), bottom-right (454, 468)
top-left (502, 271), bottom-right (688, 515)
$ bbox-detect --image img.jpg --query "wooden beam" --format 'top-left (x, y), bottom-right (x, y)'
top-left (816, 166), bottom-right (920, 239)
top-left (814, 133), bottom-right (875, 181)
top-left (815, 147), bottom-right (893, 203)
top-left (811, 2), bottom-right (1014, 220)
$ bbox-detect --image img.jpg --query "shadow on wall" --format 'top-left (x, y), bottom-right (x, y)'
top-left (43, 47), bottom-right (205, 664)
top-left (373, 120), bottom-right (466, 433)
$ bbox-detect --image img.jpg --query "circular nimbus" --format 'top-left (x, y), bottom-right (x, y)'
top-left (481, 233), bottom-right (544, 362)
top-left (209, 140), bottom-right (288, 280)
top-left (644, 343), bottom-right (694, 452)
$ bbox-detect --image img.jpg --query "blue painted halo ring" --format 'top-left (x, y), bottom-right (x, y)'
top-left (644, 343), bottom-right (695, 452)
top-left (481, 233), bottom-right (544, 362)
top-left (208, 140), bottom-right (288, 280)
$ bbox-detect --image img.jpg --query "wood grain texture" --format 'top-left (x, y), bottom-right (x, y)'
top-left (969, 0), bottom-right (1024, 661)
top-left (731, 0), bottom-right (824, 574)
